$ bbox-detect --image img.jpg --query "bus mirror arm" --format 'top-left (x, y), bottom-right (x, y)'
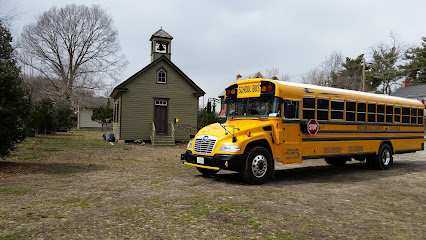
top-left (220, 124), bottom-right (240, 143)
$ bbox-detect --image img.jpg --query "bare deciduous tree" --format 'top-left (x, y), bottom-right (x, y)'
top-left (302, 67), bottom-right (327, 85)
top-left (369, 33), bottom-right (406, 94)
top-left (265, 67), bottom-right (290, 81)
top-left (280, 74), bottom-right (290, 82)
top-left (265, 67), bottom-right (280, 79)
top-left (18, 4), bottom-right (127, 108)
top-left (303, 52), bottom-right (344, 87)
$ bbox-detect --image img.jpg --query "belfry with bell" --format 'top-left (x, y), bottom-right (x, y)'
top-left (150, 27), bottom-right (173, 62)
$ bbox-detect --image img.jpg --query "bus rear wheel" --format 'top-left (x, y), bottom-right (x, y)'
top-left (197, 167), bottom-right (219, 176)
top-left (242, 146), bottom-right (273, 185)
top-left (374, 144), bottom-right (393, 170)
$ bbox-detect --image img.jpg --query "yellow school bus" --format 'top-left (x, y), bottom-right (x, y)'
top-left (180, 79), bottom-right (425, 184)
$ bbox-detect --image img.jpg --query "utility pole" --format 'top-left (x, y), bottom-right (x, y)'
top-left (362, 57), bottom-right (366, 92)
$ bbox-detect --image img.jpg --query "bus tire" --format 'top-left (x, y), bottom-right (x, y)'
top-left (242, 146), bottom-right (273, 185)
top-left (325, 157), bottom-right (347, 166)
top-left (197, 167), bottom-right (219, 176)
top-left (374, 144), bottom-right (393, 170)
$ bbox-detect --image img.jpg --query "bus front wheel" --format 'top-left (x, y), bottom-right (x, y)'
top-left (242, 146), bottom-right (273, 185)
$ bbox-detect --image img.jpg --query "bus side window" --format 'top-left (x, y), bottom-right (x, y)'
top-left (377, 104), bottom-right (385, 122)
top-left (402, 107), bottom-right (410, 123)
top-left (317, 98), bottom-right (329, 120)
top-left (386, 105), bottom-right (393, 123)
top-left (283, 100), bottom-right (300, 119)
top-left (302, 97), bottom-right (315, 120)
top-left (418, 108), bottom-right (424, 125)
top-left (394, 106), bottom-right (401, 123)
top-left (357, 102), bottom-right (366, 122)
top-left (411, 107), bottom-right (417, 124)
top-left (368, 103), bottom-right (376, 123)
top-left (346, 101), bottom-right (356, 122)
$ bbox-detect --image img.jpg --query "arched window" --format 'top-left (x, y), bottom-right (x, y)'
top-left (157, 69), bottom-right (167, 84)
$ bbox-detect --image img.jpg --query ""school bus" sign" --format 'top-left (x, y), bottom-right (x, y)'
top-left (237, 83), bottom-right (261, 98)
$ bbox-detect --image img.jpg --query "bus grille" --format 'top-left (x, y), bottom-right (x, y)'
top-left (193, 138), bottom-right (217, 155)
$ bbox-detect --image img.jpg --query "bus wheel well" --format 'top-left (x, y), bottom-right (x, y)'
top-left (245, 139), bottom-right (273, 158)
top-left (381, 140), bottom-right (394, 153)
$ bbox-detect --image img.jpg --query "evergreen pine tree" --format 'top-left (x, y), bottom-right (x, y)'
top-left (91, 98), bottom-right (113, 132)
top-left (0, 21), bottom-right (31, 158)
top-left (401, 37), bottom-right (426, 85)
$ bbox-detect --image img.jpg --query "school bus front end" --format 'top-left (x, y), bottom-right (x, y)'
top-left (181, 80), bottom-right (284, 184)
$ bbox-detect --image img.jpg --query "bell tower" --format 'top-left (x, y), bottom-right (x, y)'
top-left (150, 27), bottom-right (173, 62)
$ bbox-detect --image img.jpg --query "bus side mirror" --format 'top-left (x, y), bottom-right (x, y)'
top-left (216, 115), bottom-right (227, 124)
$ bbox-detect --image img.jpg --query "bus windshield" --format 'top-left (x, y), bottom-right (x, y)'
top-left (226, 97), bottom-right (281, 118)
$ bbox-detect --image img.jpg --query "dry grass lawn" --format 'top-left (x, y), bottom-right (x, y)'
top-left (0, 130), bottom-right (425, 239)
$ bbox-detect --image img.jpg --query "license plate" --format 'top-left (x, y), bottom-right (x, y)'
top-left (197, 157), bottom-right (204, 164)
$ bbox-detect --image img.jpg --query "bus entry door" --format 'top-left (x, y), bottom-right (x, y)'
top-left (281, 123), bottom-right (302, 163)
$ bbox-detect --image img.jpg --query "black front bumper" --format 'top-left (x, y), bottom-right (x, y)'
top-left (181, 150), bottom-right (244, 171)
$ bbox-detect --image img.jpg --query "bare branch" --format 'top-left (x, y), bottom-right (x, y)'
top-left (17, 4), bottom-right (127, 106)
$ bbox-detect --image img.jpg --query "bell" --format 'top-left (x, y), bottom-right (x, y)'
top-left (157, 43), bottom-right (165, 51)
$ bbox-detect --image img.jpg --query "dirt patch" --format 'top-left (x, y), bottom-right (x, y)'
top-left (0, 162), bottom-right (43, 179)
top-left (0, 130), bottom-right (425, 239)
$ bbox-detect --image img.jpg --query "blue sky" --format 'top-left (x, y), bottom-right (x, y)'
top-left (2, 0), bottom-right (425, 106)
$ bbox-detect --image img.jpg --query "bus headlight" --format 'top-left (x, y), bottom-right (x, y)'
top-left (218, 145), bottom-right (242, 153)
top-left (187, 142), bottom-right (193, 149)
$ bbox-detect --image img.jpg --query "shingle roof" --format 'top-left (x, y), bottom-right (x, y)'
top-left (149, 28), bottom-right (173, 40)
top-left (391, 84), bottom-right (426, 98)
top-left (218, 72), bottom-right (264, 98)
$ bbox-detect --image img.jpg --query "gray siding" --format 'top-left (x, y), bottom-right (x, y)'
top-left (78, 109), bottom-right (102, 128)
top-left (118, 59), bottom-right (199, 142)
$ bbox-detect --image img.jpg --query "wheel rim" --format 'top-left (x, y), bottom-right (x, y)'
top-left (251, 155), bottom-right (267, 178)
top-left (382, 149), bottom-right (391, 166)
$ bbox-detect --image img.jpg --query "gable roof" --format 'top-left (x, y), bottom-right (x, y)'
top-left (149, 28), bottom-right (173, 41)
top-left (110, 55), bottom-right (205, 98)
top-left (218, 72), bottom-right (264, 98)
top-left (80, 97), bottom-right (112, 109)
top-left (391, 84), bottom-right (426, 98)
